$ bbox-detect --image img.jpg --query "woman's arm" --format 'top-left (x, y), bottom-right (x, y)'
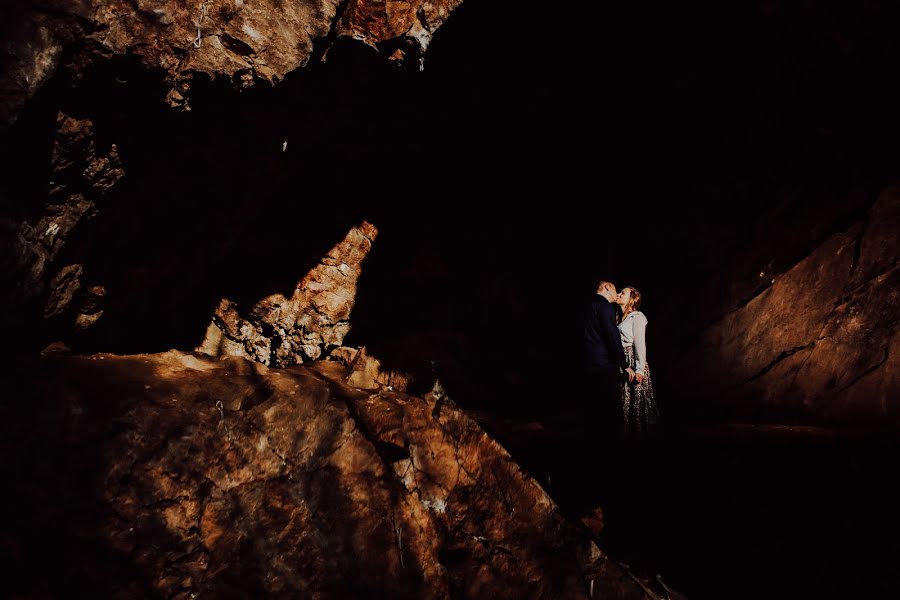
top-left (633, 313), bottom-right (649, 375)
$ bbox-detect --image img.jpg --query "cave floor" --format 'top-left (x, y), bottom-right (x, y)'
top-left (474, 412), bottom-right (900, 599)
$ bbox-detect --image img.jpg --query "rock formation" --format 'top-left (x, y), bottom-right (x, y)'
top-left (2, 111), bottom-right (122, 329)
top-left (197, 221), bottom-right (377, 367)
top-left (3, 349), bottom-right (659, 598)
top-left (1, 0), bottom-right (463, 128)
top-left (1, 0), bottom-right (462, 351)
top-left (680, 184), bottom-right (899, 426)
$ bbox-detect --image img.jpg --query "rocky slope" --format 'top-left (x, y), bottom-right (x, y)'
top-left (2, 349), bottom-right (659, 598)
top-left (680, 184), bottom-right (899, 426)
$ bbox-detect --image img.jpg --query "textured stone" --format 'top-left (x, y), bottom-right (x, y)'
top-left (198, 222), bottom-right (378, 367)
top-left (1, 0), bottom-right (464, 128)
top-left (852, 184), bottom-right (900, 288)
top-left (44, 263), bottom-right (83, 318)
top-left (344, 345), bottom-right (411, 391)
top-left (338, 0), bottom-right (464, 53)
top-left (689, 185), bottom-right (875, 331)
top-left (328, 345), bottom-right (360, 365)
top-left (0, 9), bottom-right (65, 129)
top-left (73, 284), bottom-right (105, 330)
top-left (681, 184), bottom-right (900, 426)
top-left (5, 349), bottom-right (655, 598)
top-left (39, 340), bottom-right (71, 357)
top-left (2, 112), bottom-right (122, 329)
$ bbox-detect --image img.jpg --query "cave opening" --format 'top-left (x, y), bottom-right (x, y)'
top-left (2, 0), bottom-right (899, 598)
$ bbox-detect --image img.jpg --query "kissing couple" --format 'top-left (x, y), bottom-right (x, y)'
top-left (583, 280), bottom-right (658, 438)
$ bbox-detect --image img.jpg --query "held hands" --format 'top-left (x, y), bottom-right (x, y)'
top-left (623, 367), bottom-right (644, 384)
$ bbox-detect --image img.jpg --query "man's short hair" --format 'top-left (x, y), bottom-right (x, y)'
top-left (594, 280), bottom-right (616, 293)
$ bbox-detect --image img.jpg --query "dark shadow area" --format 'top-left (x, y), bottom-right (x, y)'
top-left (343, 0), bottom-right (900, 427)
top-left (491, 422), bottom-right (900, 600)
top-left (0, 357), bottom-right (175, 597)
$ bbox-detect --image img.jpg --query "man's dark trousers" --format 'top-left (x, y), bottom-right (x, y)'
top-left (585, 366), bottom-right (623, 441)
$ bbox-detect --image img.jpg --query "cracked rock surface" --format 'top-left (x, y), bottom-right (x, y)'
top-left (1, 0), bottom-right (462, 127)
top-left (680, 184), bottom-right (900, 425)
top-left (3, 349), bottom-right (652, 598)
top-left (197, 221), bottom-right (377, 367)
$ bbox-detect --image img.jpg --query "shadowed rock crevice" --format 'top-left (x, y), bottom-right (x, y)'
top-left (734, 342), bottom-right (817, 388)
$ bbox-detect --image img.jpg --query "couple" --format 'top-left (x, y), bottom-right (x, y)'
top-left (583, 280), bottom-right (658, 438)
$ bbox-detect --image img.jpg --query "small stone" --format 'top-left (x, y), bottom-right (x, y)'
top-left (40, 341), bottom-right (71, 357)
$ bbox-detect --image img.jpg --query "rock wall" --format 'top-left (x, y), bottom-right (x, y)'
top-left (680, 184), bottom-right (899, 426)
top-left (1, 0), bottom-right (463, 127)
top-left (1, 111), bottom-right (122, 331)
top-left (3, 349), bottom-right (656, 598)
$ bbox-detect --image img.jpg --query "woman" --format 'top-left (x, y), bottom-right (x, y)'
top-left (616, 286), bottom-right (658, 437)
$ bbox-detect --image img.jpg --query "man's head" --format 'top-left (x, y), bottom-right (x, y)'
top-left (594, 280), bottom-right (618, 302)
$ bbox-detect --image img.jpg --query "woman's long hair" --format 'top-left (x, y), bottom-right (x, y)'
top-left (620, 286), bottom-right (642, 320)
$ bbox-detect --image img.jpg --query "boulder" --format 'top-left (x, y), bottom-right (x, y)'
top-left (3, 349), bottom-right (656, 598)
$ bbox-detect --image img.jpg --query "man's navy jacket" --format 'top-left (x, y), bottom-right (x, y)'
top-left (583, 295), bottom-right (628, 371)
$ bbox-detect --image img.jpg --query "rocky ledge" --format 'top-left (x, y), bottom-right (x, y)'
top-left (2, 349), bottom-right (662, 598)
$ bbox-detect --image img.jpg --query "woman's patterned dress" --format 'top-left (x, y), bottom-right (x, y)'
top-left (623, 345), bottom-right (658, 437)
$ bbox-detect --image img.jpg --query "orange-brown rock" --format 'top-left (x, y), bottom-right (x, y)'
top-left (197, 222), bottom-right (377, 366)
top-left (681, 184), bottom-right (900, 426)
top-left (4, 349), bottom-right (655, 598)
top-left (329, 345), bottom-right (412, 391)
top-left (338, 0), bottom-right (464, 53)
top-left (1, 0), bottom-right (464, 128)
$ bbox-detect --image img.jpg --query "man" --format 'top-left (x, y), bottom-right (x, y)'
top-left (583, 280), bottom-right (635, 438)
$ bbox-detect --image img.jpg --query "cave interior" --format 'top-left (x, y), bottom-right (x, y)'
top-left (2, 0), bottom-right (900, 597)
